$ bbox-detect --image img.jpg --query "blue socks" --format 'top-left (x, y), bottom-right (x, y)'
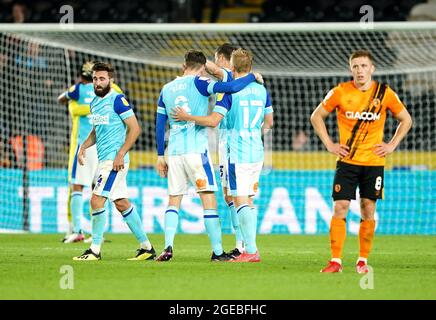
top-left (70, 191), bottom-right (83, 233)
top-left (251, 206), bottom-right (258, 235)
top-left (204, 209), bottom-right (223, 255)
top-left (164, 206), bottom-right (179, 248)
top-left (122, 205), bottom-right (148, 244)
top-left (237, 205), bottom-right (257, 254)
top-left (228, 201), bottom-right (244, 248)
top-left (91, 207), bottom-right (107, 246)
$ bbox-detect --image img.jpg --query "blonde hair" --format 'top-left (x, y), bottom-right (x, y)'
top-left (231, 48), bottom-right (253, 73)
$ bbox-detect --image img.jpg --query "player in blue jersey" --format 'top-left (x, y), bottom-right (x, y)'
top-left (58, 61), bottom-right (123, 244)
top-left (73, 62), bottom-right (155, 261)
top-left (155, 50), bottom-right (261, 262)
top-left (173, 49), bottom-right (274, 262)
top-left (205, 43), bottom-right (246, 258)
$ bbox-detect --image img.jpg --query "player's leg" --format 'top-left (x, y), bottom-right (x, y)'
top-left (72, 193), bottom-right (106, 261)
top-left (220, 162), bottom-right (244, 254)
top-left (66, 144), bottom-right (98, 243)
top-left (113, 197), bottom-right (155, 261)
top-left (156, 155), bottom-right (189, 261)
top-left (230, 162), bottom-right (262, 262)
top-left (107, 162), bottom-right (155, 260)
top-left (356, 165), bottom-right (383, 273)
top-left (63, 184), bottom-right (86, 243)
top-left (356, 198), bottom-right (376, 273)
top-left (73, 160), bottom-right (112, 260)
top-left (186, 152), bottom-right (229, 261)
top-left (156, 195), bottom-right (183, 262)
top-left (199, 191), bottom-right (231, 261)
top-left (224, 188), bottom-right (245, 258)
top-left (321, 161), bottom-right (359, 272)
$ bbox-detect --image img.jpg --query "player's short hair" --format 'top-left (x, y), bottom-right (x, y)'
top-left (231, 48), bottom-right (253, 73)
top-left (215, 43), bottom-right (237, 61)
top-left (81, 61), bottom-right (94, 81)
top-left (92, 61), bottom-right (115, 78)
top-left (349, 50), bottom-right (375, 65)
top-left (184, 50), bottom-right (206, 70)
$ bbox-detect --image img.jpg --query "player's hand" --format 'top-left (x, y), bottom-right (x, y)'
top-left (113, 152), bottom-right (125, 171)
top-left (253, 72), bottom-right (264, 85)
top-left (78, 147), bottom-right (86, 166)
top-left (327, 143), bottom-right (350, 158)
top-left (171, 107), bottom-right (189, 122)
top-left (156, 156), bottom-right (168, 178)
top-left (373, 142), bottom-right (395, 157)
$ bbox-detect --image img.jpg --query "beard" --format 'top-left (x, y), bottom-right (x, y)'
top-left (94, 84), bottom-right (111, 97)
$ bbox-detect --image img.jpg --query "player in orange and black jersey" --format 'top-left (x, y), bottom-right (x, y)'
top-left (311, 50), bottom-right (413, 273)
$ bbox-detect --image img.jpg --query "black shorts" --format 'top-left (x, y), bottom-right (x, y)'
top-left (332, 161), bottom-right (384, 201)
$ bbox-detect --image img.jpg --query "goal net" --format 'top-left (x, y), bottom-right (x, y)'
top-left (0, 23), bottom-right (434, 235)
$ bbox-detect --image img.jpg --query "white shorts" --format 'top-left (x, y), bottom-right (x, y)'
top-left (218, 141), bottom-right (229, 189)
top-left (228, 161), bottom-right (263, 197)
top-left (69, 144), bottom-right (98, 187)
top-left (93, 160), bottom-right (129, 201)
top-left (168, 152), bottom-right (218, 195)
top-left (219, 162), bottom-right (228, 190)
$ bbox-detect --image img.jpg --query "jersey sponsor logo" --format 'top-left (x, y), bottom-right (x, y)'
top-left (171, 122), bottom-right (195, 130)
top-left (91, 114), bottom-right (109, 125)
top-left (345, 111), bottom-right (381, 121)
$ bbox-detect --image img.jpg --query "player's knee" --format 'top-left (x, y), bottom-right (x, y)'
top-left (90, 195), bottom-right (105, 210)
top-left (333, 200), bottom-right (350, 218)
top-left (114, 198), bottom-right (130, 212)
top-left (360, 198), bottom-right (376, 219)
top-left (72, 184), bottom-right (83, 192)
top-left (224, 195), bottom-right (233, 205)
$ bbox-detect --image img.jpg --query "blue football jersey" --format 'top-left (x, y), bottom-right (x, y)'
top-left (217, 68), bottom-right (233, 159)
top-left (90, 89), bottom-right (134, 162)
top-left (66, 82), bottom-right (95, 145)
top-left (214, 82), bottom-right (273, 163)
top-left (157, 75), bottom-right (214, 155)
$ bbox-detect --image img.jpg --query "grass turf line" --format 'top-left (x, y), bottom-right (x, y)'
top-left (0, 234), bottom-right (435, 299)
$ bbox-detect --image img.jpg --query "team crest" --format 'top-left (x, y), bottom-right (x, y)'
top-left (196, 179), bottom-right (207, 190)
top-left (372, 98), bottom-right (381, 107)
top-left (253, 182), bottom-right (259, 193)
top-left (334, 184), bottom-right (341, 192)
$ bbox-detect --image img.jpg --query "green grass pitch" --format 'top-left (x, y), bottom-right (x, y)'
top-left (0, 234), bottom-right (435, 300)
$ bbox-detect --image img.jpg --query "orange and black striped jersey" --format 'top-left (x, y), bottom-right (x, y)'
top-left (321, 80), bottom-right (405, 166)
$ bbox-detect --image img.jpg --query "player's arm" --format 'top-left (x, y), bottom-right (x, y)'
top-left (77, 127), bottom-right (96, 165)
top-left (113, 95), bottom-right (141, 171)
top-left (155, 92), bottom-right (168, 178)
top-left (262, 92), bottom-right (274, 134)
top-left (373, 108), bottom-right (412, 157)
top-left (57, 92), bottom-right (68, 104)
top-left (58, 84), bottom-right (79, 104)
top-left (172, 109), bottom-right (223, 127)
top-left (58, 84), bottom-right (91, 115)
top-left (206, 60), bottom-right (226, 80)
top-left (310, 103), bottom-right (349, 158)
top-left (204, 74), bottom-right (259, 95)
